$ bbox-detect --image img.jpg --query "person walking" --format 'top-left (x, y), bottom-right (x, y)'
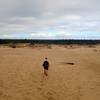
top-left (42, 57), bottom-right (49, 76)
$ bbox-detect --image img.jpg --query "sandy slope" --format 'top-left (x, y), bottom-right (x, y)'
top-left (0, 45), bottom-right (100, 100)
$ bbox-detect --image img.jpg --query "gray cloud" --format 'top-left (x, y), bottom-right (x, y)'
top-left (0, 0), bottom-right (100, 39)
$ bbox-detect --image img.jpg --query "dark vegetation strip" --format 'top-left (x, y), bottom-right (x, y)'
top-left (0, 39), bottom-right (100, 45)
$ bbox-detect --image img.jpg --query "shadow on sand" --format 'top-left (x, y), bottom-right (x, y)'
top-left (60, 62), bottom-right (75, 65)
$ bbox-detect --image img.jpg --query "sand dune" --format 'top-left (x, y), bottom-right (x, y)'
top-left (0, 45), bottom-right (100, 100)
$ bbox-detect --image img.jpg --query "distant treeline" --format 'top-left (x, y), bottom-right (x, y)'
top-left (0, 39), bottom-right (100, 45)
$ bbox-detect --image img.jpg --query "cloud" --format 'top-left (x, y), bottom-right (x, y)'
top-left (0, 0), bottom-right (100, 39)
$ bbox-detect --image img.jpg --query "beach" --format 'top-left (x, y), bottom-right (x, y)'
top-left (0, 45), bottom-right (100, 100)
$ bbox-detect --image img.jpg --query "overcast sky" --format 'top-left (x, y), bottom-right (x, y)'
top-left (0, 0), bottom-right (100, 39)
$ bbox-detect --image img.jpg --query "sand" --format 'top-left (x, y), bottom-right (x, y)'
top-left (0, 45), bottom-right (100, 100)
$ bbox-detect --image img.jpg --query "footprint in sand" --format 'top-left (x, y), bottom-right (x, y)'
top-left (0, 90), bottom-right (4, 96)
top-left (43, 91), bottom-right (56, 100)
top-left (0, 90), bottom-right (11, 99)
top-left (37, 78), bottom-right (45, 91)
top-left (37, 87), bottom-right (42, 91)
top-left (47, 96), bottom-right (55, 100)
top-left (37, 77), bottom-right (56, 100)
top-left (40, 80), bottom-right (44, 86)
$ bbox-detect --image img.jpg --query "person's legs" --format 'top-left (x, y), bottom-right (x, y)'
top-left (44, 69), bottom-right (48, 76)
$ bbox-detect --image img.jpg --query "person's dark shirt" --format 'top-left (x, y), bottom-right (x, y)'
top-left (43, 61), bottom-right (49, 70)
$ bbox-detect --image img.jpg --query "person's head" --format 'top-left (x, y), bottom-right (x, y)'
top-left (45, 57), bottom-right (47, 60)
